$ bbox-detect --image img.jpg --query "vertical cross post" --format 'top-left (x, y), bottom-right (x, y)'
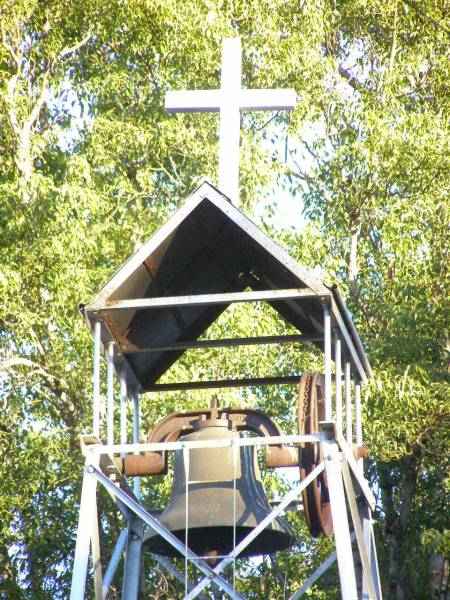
top-left (165, 37), bottom-right (296, 205)
top-left (218, 38), bottom-right (242, 203)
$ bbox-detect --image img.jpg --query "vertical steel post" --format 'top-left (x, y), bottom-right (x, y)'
top-left (355, 380), bottom-right (363, 474)
top-left (103, 529), bottom-right (128, 597)
top-left (132, 390), bottom-right (141, 499)
top-left (122, 517), bottom-right (144, 600)
top-left (92, 320), bottom-right (101, 438)
top-left (70, 460), bottom-right (99, 600)
top-left (334, 332), bottom-right (342, 434)
top-left (345, 361), bottom-right (352, 445)
top-left (119, 370), bottom-right (127, 459)
top-left (218, 38), bottom-right (242, 204)
top-left (360, 504), bottom-right (383, 599)
top-left (107, 342), bottom-right (115, 447)
top-left (324, 441), bottom-right (358, 600)
top-left (323, 302), bottom-right (332, 421)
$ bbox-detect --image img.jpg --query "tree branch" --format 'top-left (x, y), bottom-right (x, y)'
top-left (57, 32), bottom-right (92, 61)
top-left (338, 64), bottom-right (368, 93)
top-left (400, 0), bottom-right (450, 36)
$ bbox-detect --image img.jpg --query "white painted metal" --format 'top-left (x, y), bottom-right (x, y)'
top-left (341, 460), bottom-right (377, 599)
top-left (324, 303), bottom-right (332, 420)
top-left (335, 333), bottom-right (343, 434)
top-left (360, 505), bottom-right (383, 600)
top-left (96, 287), bottom-right (322, 311)
top-left (151, 554), bottom-right (210, 600)
top-left (132, 391), bottom-right (141, 499)
top-left (288, 533), bottom-right (356, 600)
top-left (107, 342), bottom-right (115, 447)
top-left (355, 381), bottom-right (363, 474)
top-left (323, 441), bottom-right (358, 600)
top-left (83, 181), bottom-right (329, 312)
top-left (102, 529), bottom-right (128, 599)
top-left (337, 437), bottom-right (376, 512)
top-left (165, 39), bottom-right (296, 205)
top-left (218, 38), bottom-right (241, 204)
top-left (85, 433), bottom-right (322, 456)
top-left (345, 361), bottom-right (352, 445)
top-left (70, 461), bottom-right (99, 600)
top-left (185, 462), bottom-right (325, 600)
top-left (93, 320), bottom-right (101, 437)
top-left (89, 465), bottom-right (245, 599)
top-left (119, 371), bottom-right (127, 459)
top-left (122, 517), bottom-right (144, 600)
top-left (331, 301), bottom-right (368, 384)
top-left (91, 499), bottom-right (103, 600)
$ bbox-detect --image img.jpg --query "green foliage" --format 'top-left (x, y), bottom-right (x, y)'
top-left (0, 0), bottom-right (449, 597)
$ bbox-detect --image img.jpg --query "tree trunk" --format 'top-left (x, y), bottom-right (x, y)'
top-left (380, 456), bottom-right (419, 599)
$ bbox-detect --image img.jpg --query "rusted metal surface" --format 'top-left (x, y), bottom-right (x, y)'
top-left (94, 288), bottom-right (323, 311)
top-left (356, 446), bottom-right (369, 460)
top-left (123, 452), bottom-right (165, 476)
top-left (126, 407), bottom-right (300, 477)
top-left (116, 333), bottom-right (322, 354)
top-left (144, 424), bottom-right (294, 558)
top-left (145, 375), bottom-right (307, 393)
top-left (298, 373), bottom-right (333, 537)
top-left (82, 182), bottom-right (370, 390)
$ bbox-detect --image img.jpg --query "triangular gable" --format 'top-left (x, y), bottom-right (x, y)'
top-left (83, 180), bottom-right (369, 388)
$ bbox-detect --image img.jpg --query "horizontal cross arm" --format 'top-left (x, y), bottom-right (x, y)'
top-left (239, 88), bottom-right (297, 110)
top-left (165, 90), bottom-right (221, 112)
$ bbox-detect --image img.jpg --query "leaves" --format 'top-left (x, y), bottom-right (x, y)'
top-left (0, 0), bottom-right (449, 597)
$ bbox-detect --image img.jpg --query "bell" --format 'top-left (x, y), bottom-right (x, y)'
top-left (145, 423), bottom-right (294, 558)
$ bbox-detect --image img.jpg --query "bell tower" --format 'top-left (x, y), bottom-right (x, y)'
top-left (70, 38), bottom-right (382, 600)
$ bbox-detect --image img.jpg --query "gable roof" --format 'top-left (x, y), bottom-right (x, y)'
top-left (83, 181), bottom-right (371, 390)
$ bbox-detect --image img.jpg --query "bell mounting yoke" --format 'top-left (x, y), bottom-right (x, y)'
top-left (123, 407), bottom-right (299, 476)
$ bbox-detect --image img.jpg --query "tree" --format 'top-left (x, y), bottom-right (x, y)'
top-left (0, 0), bottom-right (448, 598)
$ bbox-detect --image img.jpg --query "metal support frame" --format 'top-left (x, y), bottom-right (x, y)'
top-left (93, 288), bottom-right (323, 313)
top-left (288, 533), bottom-right (356, 600)
top-left (119, 370), bottom-right (127, 459)
top-left (335, 332), bottom-right (343, 434)
top-left (71, 431), bottom-right (381, 600)
top-left (132, 390), bottom-right (141, 499)
top-left (324, 439), bottom-right (358, 600)
top-left (106, 341), bottom-right (115, 447)
top-left (145, 374), bottom-right (323, 393)
top-left (323, 302), bottom-right (332, 420)
top-left (122, 515), bottom-right (144, 600)
top-left (355, 381), bottom-right (363, 474)
top-left (120, 333), bottom-right (323, 353)
top-left (93, 320), bottom-right (101, 437)
top-left (102, 529), bottom-right (128, 598)
top-left (70, 454), bottom-right (100, 600)
top-left (345, 360), bottom-right (352, 445)
top-left (90, 464), bottom-right (245, 599)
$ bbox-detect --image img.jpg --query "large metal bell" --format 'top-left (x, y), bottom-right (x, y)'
top-left (145, 424), bottom-right (294, 558)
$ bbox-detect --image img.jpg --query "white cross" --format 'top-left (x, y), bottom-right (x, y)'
top-left (165, 38), bottom-right (297, 206)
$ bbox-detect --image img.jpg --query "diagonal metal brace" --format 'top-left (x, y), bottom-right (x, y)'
top-left (87, 464), bottom-right (244, 600)
top-left (185, 461), bottom-right (326, 600)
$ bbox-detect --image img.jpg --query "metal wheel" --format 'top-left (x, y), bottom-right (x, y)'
top-left (298, 373), bottom-right (333, 537)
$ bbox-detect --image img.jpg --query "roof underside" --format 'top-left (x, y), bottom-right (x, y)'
top-left (84, 182), bottom-right (371, 390)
